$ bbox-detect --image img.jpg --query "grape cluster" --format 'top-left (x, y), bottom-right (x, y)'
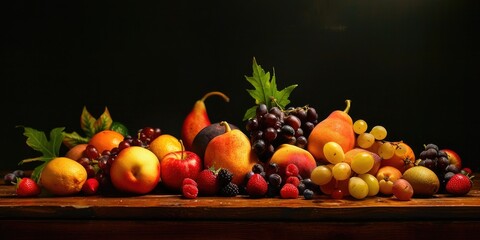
top-left (245, 104), bottom-right (318, 162)
top-left (417, 143), bottom-right (456, 192)
top-left (76, 127), bottom-right (162, 192)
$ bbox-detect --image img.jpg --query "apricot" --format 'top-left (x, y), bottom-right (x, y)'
top-left (269, 144), bottom-right (317, 180)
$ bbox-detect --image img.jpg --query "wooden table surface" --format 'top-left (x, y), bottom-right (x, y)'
top-left (1, 175), bottom-right (479, 239)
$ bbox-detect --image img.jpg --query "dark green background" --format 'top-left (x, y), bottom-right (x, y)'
top-left (1, 1), bottom-right (475, 172)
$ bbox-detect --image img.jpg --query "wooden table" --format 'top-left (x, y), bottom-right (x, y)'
top-left (1, 176), bottom-right (479, 240)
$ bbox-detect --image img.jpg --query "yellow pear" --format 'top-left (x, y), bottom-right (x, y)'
top-left (204, 121), bottom-right (259, 185)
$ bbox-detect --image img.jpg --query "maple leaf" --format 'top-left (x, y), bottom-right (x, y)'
top-left (243, 57), bottom-right (297, 121)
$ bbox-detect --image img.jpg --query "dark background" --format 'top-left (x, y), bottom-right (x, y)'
top-left (1, 1), bottom-right (476, 172)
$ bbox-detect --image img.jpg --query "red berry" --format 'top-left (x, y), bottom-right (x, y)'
top-left (246, 173), bottom-right (268, 198)
top-left (331, 189), bottom-right (344, 199)
top-left (285, 164), bottom-right (299, 178)
top-left (280, 183), bottom-right (299, 199)
top-left (182, 178), bottom-right (198, 187)
top-left (82, 178), bottom-right (100, 195)
top-left (286, 176), bottom-right (300, 187)
top-left (461, 167), bottom-right (472, 175)
top-left (196, 169), bottom-right (219, 196)
top-left (182, 184), bottom-right (199, 199)
top-left (16, 177), bottom-right (41, 197)
top-left (446, 173), bottom-right (473, 196)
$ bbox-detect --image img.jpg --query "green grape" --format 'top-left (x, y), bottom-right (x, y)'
top-left (378, 141), bottom-right (395, 159)
top-left (370, 125), bottom-right (387, 140)
top-left (310, 165), bottom-right (332, 186)
top-left (353, 119), bottom-right (368, 134)
top-left (348, 177), bottom-right (369, 200)
top-left (356, 132), bottom-right (375, 149)
top-left (358, 173), bottom-right (379, 196)
top-left (332, 162), bottom-right (351, 181)
top-left (323, 141), bottom-right (345, 164)
top-left (351, 152), bottom-right (374, 174)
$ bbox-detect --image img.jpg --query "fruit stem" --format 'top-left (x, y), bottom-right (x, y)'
top-left (200, 91), bottom-right (230, 103)
top-left (179, 139), bottom-right (185, 159)
top-left (343, 99), bottom-right (351, 114)
top-left (220, 121), bottom-right (231, 133)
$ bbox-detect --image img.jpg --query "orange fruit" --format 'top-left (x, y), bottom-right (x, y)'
top-left (88, 130), bottom-right (124, 154)
top-left (40, 157), bottom-right (88, 196)
top-left (380, 142), bottom-right (415, 173)
top-left (148, 134), bottom-right (183, 161)
top-left (65, 143), bottom-right (88, 161)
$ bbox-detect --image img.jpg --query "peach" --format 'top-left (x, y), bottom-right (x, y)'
top-left (269, 144), bottom-right (317, 179)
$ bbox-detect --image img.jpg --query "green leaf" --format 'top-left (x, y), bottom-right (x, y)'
top-left (62, 131), bottom-right (89, 148)
top-left (243, 57), bottom-right (298, 120)
top-left (94, 107), bottom-right (113, 134)
top-left (19, 126), bottom-right (65, 159)
top-left (80, 106), bottom-right (97, 138)
top-left (17, 126), bottom-right (65, 183)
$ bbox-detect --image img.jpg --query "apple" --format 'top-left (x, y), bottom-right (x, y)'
top-left (441, 149), bottom-right (462, 169)
top-left (110, 146), bottom-right (161, 195)
top-left (161, 150), bottom-right (202, 192)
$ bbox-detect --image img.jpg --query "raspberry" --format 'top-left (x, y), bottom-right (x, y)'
top-left (246, 173), bottom-right (268, 198)
top-left (280, 183), bottom-right (299, 199)
top-left (182, 178), bottom-right (197, 187)
top-left (286, 176), bottom-right (300, 187)
top-left (196, 169), bottom-right (219, 196)
top-left (285, 163), bottom-right (299, 178)
top-left (182, 184), bottom-right (199, 199)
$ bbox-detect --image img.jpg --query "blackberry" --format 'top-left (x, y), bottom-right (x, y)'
top-left (217, 168), bottom-right (233, 187)
top-left (219, 182), bottom-right (239, 197)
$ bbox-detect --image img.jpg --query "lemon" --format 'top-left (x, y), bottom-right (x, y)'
top-left (149, 134), bottom-right (183, 161)
top-left (40, 157), bottom-right (87, 196)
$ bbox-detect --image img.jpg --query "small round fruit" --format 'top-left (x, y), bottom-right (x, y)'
top-left (310, 165), bottom-right (333, 186)
top-left (358, 173), bottom-right (379, 196)
top-left (88, 130), bottom-right (124, 154)
top-left (353, 119), bottom-right (368, 134)
top-left (380, 142), bottom-right (415, 173)
top-left (149, 134), bottom-right (183, 161)
top-left (40, 157), bottom-right (88, 196)
top-left (351, 152), bottom-right (374, 174)
top-left (332, 162), bottom-right (351, 181)
top-left (392, 179), bottom-right (414, 201)
top-left (323, 141), bottom-right (345, 164)
top-left (402, 166), bottom-right (440, 197)
top-left (348, 177), bottom-right (369, 200)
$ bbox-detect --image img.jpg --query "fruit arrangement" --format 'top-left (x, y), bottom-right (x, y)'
top-left (4, 57), bottom-right (474, 200)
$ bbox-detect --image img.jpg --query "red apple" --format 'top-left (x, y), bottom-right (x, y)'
top-left (161, 150), bottom-right (202, 192)
top-left (442, 149), bottom-right (462, 169)
top-left (110, 146), bottom-right (161, 195)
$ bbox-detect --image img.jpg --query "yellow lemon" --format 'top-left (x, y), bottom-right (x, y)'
top-left (40, 157), bottom-right (87, 196)
top-left (149, 134), bottom-right (183, 161)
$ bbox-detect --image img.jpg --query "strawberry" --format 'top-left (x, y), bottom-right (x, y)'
top-left (446, 173), bottom-right (473, 196)
top-left (280, 183), bottom-right (299, 199)
top-left (16, 177), bottom-right (41, 197)
top-left (246, 173), bottom-right (268, 198)
top-left (196, 169), bottom-right (219, 196)
top-left (82, 178), bottom-right (100, 195)
top-left (182, 184), bottom-right (199, 199)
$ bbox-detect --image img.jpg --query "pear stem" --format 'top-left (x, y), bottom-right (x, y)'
top-left (200, 91), bottom-right (230, 103)
top-left (343, 99), bottom-right (351, 114)
top-left (220, 121), bottom-right (231, 133)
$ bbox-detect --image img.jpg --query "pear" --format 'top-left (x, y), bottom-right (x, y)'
top-left (181, 91), bottom-right (229, 151)
top-left (307, 100), bottom-right (355, 164)
top-left (191, 122), bottom-right (239, 160)
top-left (204, 121), bottom-right (259, 185)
